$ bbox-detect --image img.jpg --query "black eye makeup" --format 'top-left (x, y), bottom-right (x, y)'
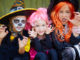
top-left (21, 20), bottom-right (26, 24)
top-left (13, 19), bottom-right (19, 23)
top-left (13, 19), bottom-right (26, 24)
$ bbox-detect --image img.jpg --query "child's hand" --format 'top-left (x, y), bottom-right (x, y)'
top-left (67, 12), bottom-right (80, 26)
top-left (0, 25), bottom-right (8, 40)
top-left (28, 28), bottom-right (37, 38)
top-left (45, 25), bottom-right (53, 34)
top-left (78, 42), bottom-right (80, 46)
top-left (74, 12), bottom-right (80, 21)
top-left (18, 36), bottom-right (28, 48)
top-left (72, 26), bottom-right (80, 34)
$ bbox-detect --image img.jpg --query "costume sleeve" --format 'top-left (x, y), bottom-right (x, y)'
top-left (32, 37), bottom-right (43, 52)
top-left (51, 31), bottom-right (71, 50)
top-left (70, 34), bottom-right (80, 45)
top-left (45, 34), bottom-right (53, 48)
top-left (0, 33), bottom-right (10, 54)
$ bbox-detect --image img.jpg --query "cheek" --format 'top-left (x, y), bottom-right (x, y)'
top-left (12, 21), bottom-right (18, 28)
top-left (35, 27), bottom-right (39, 32)
top-left (43, 27), bottom-right (46, 30)
top-left (68, 14), bottom-right (71, 18)
top-left (21, 23), bottom-right (26, 27)
top-left (58, 13), bottom-right (62, 19)
top-left (65, 13), bottom-right (71, 18)
top-left (12, 24), bottom-right (17, 31)
top-left (14, 24), bottom-right (18, 27)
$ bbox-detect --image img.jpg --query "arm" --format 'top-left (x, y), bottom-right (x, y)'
top-left (70, 33), bottom-right (80, 45)
top-left (18, 36), bottom-right (28, 54)
top-left (18, 47), bottom-right (25, 54)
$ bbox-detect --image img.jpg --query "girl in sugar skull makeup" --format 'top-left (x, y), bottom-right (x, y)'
top-left (0, 7), bottom-right (36, 60)
top-left (0, 0), bottom-right (36, 60)
top-left (0, 8), bottom-right (36, 60)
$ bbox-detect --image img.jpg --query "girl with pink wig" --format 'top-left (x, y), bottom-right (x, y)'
top-left (28, 8), bottom-right (58, 60)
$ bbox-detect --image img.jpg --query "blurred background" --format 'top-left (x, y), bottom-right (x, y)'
top-left (0, 0), bottom-right (49, 17)
top-left (0, 0), bottom-right (80, 17)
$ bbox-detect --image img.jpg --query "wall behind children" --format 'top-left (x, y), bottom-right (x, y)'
top-left (0, 0), bottom-right (50, 17)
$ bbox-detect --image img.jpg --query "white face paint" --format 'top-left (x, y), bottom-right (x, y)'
top-left (12, 16), bottom-right (26, 32)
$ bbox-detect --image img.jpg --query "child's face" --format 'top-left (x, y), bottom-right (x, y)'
top-left (34, 20), bottom-right (47, 36)
top-left (11, 16), bottom-right (26, 32)
top-left (58, 5), bottom-right (71, 25)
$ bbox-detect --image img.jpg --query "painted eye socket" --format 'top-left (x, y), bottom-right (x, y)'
top-left (21, 20), bottom-right (26, 24)
top-left (13, 19), bottom-right (19, 23)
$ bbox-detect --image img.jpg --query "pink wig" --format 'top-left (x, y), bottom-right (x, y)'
top-left (28, 8), bottom-right (49, 26)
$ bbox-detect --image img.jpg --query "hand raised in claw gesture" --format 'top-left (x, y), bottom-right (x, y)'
top-left (18, 36), bottom-right (28, 48)
top-left (28, 28), bottom-right (37, 38)
top-left (45, 25), bottom-right (54, 34)
top-left (0, 25), bottom-right (8, 45)
top-left (67, 12), bottom-right (80, 26)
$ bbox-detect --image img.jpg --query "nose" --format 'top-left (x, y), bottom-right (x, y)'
top-left (18, 23), bottom-right (22, 26)
top-left (63, 13), bottom-right (66, 17)
top-left (62, 13), bottom-right (67, 18)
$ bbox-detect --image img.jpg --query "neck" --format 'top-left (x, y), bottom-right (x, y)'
top-left (11, 29), bottom-right (23, 37)
top-left (63, 24), bottom-right (67, 27)
top-left (38, 35), bottom-right (45, 40)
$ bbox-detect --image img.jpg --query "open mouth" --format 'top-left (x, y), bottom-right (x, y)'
top-left (17, 27), bottom-right (22, 29)
top-left (39, 31), bottom-right (44, 34)
top-left (62, 18), bottom-right (67, 22)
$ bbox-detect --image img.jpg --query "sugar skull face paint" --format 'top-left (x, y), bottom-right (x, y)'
top-left (12, 16), bottom-right (26, 32)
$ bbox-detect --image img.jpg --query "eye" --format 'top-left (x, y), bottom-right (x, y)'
top-left (42, 24), bottom-right (45, 26)
top-left (59, 11), bottom-right (63, 13)
top-left (66, 11), bottom-right (70, 13)
top-left (13, 19), bottom-right (19, 23)
top-left (0, 25), bottom-right (5, 28)
top-left (21, 20), bottom-right (26, 24)
top-left (36, 25), bottom-right (39, 27)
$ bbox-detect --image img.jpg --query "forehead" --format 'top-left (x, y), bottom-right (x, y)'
top-left (60, 5), bottom-right (70, 11)
top-left (11, 16), bottom-right (26, 20)
top-left (35, 19), bottom-right (46, 25)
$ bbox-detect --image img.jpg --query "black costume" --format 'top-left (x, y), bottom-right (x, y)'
top-left (31, 34), bottom-right (58, 60)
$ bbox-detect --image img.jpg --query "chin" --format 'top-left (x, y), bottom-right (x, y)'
top-left (62, 22), bottom-right (67, 25)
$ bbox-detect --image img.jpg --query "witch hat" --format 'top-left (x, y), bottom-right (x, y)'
top-left (47, 0), bottom-right (79, 19)
top-left (0, 0), bottom-right (36, 26)
top-left (10, 0), bottom-right (25, 12)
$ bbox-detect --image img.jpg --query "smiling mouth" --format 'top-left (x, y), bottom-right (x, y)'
top-left (39, 31), bottom-right (44, 34)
